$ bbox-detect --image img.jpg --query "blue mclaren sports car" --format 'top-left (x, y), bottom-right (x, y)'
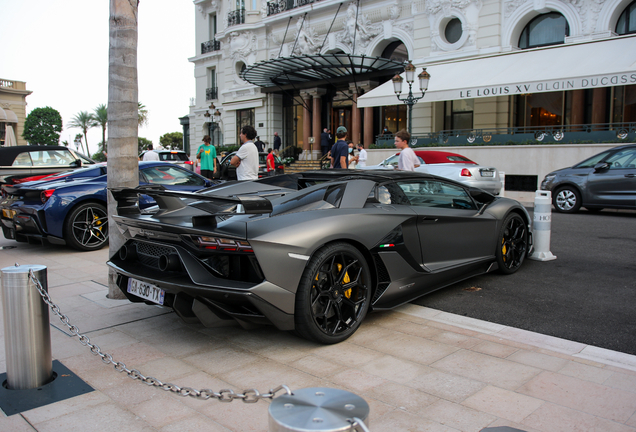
top-left (0, 161), bottom-right (215, 251)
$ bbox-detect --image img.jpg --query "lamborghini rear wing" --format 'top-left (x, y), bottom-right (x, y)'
top-left (109, 185), bottom-right (273, 216)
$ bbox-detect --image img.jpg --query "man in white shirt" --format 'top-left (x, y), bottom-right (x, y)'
top-left (231, 125), bottom-right (259, 180)
top-left (356, 144), bottom-right (367, 168)
top-left (141, 144), bottom-right (160, 161)
top-left (394, 130), bottom-right (420, 171)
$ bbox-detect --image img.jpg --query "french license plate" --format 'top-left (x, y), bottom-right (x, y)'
top-left (127, 277), bottom-right (165, 305)
top-left (480, 170), bottom-right (494, 177)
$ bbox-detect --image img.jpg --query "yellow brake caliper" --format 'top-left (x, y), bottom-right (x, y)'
top-left (337, 263), bottom-right (352, 298)
top-left (501, 238), bottom-right (507, 262)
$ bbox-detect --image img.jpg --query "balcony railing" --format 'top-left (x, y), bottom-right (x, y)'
top-left (227, 8), bottom-right (245, 27)
top-left (201, 39), bottom-right (221, 55)
top-left (267, 0), bottom-right (324, 16)
top-left (206, 87), bottom-right (218, 101)
top-left (373, 123), bottom-right (636, 148)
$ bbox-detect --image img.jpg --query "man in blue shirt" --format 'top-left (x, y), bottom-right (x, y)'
top-left (330, 126), bottom-right (349, 169)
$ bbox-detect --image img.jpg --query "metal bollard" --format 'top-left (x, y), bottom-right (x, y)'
top-left (269, 387), bottom-right (370, 432)
top-left (499, 171), bottom-right (505, 197)
top-left (1, 264), bottom-right (53, 389)
top-left (529, 191), bottom-right (557, 261)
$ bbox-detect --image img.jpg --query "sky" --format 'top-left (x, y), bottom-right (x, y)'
top-left (3, 0), bottom-right (195, 157)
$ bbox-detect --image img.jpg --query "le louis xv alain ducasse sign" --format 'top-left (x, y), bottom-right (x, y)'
top-left (457, 73), bottom-right (636, 99)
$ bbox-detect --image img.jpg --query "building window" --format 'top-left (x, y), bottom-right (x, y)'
top-left (382, 105), bottom-right (407, 134)
top-left (518, 12), bottom-right (569, 49)
top-left (236, 108), bottom-right (255, 146)
top-left (444, 100), bottom-right (474, 130)
top-left (206, 69), bottom-right (217, 100)
top-left (514, 92), bottom-right (564, 127)
top-left (444, 18), bottom-right (462, 44)
top-left (381, 41), bottom-right (408, 62)
top-left (612, 85), bottom-right (636, 123)
top-left (209, 13), bottom-right (217, 39)
top-left (616, 0), bottom-right (636, 35)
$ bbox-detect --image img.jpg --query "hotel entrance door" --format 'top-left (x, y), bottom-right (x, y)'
top-left (332, 107), bottom-right (351, 136)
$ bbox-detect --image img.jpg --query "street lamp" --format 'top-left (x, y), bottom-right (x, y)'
top-left (392, 61), bottom-right (430, 134)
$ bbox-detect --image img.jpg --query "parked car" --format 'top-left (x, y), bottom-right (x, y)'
top-left (0, 145), bottom-right (96, 185)
top-left (8, 163), bottom-right (108, 185)
top-left (361, 150), bottom-right (502, 195)
top-left (219, 151), bottom-right (285, 180)
top-left (540, 144), bottom-right (636, 213)
top-left (0, 161), bottom-right (215, 251)
top-left (107, 170), bottom-right (533, 344)
top-left (139, 149), bottom-right (195, 171)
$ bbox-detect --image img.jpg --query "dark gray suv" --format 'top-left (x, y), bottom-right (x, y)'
top-left (540, 144), bottom-right (636, 213)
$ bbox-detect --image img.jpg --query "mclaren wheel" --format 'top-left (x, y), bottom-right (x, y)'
top-left (553, 186), bottom-right (581, 213)
top-left (64, 202), bottom-right (109, 251)
top-left (295, 242), bottom-right (371, 344)
top-left (496, 213), bottom-right (528, 275)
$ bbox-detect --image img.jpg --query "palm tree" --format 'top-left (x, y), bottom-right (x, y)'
top-left (107, 0), bottom-right (139, 299)
top-left (68, 111), bottom-right (97, 156)
top-left (93, 104), bottom-right (108, 153)
top-left (138, 102), bottom-right (149, 127)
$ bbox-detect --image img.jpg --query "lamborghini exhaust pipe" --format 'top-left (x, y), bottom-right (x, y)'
top-left (158, 254), bottom-right (181, 272)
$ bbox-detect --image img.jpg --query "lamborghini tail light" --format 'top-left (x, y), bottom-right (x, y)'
top-left (193, 236), bottom-right (253, 252)
top-left (41, 189), bottom-right (55, 203)
top-left (461, 168), bottom-right (472, 177)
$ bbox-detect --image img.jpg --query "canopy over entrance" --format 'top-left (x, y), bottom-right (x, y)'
top-left (357, 35), bottom-right (636, 108)
top-left (241, 53), bottom-right (406, 91)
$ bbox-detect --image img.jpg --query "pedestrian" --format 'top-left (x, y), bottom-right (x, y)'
top-left (394, 130), bottom-right (420, 171)
top-left (320, 128), bottom-right (331, 156)
top-left (348, 142), bottom-right (358, 169)
top-left (231, 125), bottom-right (259, 180)
top-left (273, 131), bottom-right (281, 151)
top-left (330, 126), bottom-right (349, 169)
top-left (196, 135), bottom-right (218, 179)
top-left (266, 148), bottom-right (276, 176)
top-left (254, 136), bottom-right (265, 152)
top-left (357, 143), bottom-right (367, 168)
top-left (141, 144), bottom-right (160, 161)
top-left (382, 126), bottom-right (392, 136)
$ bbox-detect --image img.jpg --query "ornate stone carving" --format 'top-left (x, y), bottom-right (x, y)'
top-left (337, 2), bottom-right (382, 54)
top-left (292, 17), bottom-right (320, 55)
top-left (229, 31), bottom-right (257, 60)
top-left (562, 0), bottom-right (604, 34)
top-left (424, 0), bottom-right (482, 52)
top-left (504, 0), bottom-right (529, 18)
top-left (196, 0), bottom-right (219, 16)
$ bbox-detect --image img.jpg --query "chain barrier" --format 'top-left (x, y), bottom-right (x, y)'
top-left (24, 266), bottom-right (372, 431)
top-left (25, 267), bottom-right (291, 404)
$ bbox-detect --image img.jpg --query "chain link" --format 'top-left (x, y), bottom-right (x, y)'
top-left (26, 268), bottom-right (292, 403)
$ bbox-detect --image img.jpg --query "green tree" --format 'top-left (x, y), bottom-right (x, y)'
top-left (159, 131), bottom-right (183, 150)
top-left (138, 137), bottom-right (153, 154)
top-left (93, 104), bottom-right (108, 152)
top-left (22, 106), bottom-right (63, 146)
top-left (138, 102), bottom-right (149, 127)
top-left (68, 111), bottom-right (98, 155)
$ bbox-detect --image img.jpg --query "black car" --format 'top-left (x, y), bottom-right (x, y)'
top-left (107, 170), bottom-right (533, 344)
top-left (0, 145), bottom-right (96, 185)
top-left (219, 151), bottom-right (284, 180)
top-left (540, 144), bottom-right (636, 213)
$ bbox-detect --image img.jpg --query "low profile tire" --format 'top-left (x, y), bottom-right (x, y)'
top-left (496, 213), bottom-right (528, 275)
top-left (553, 186), bottom-right (581, 213)
top-left (64, 202), bottom-right (109, 251)
top-left (294, 242), bottom-right (371, 344)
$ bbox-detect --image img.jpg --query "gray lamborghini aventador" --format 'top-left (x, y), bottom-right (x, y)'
top-left (107, 170), bottom-right (533, 344)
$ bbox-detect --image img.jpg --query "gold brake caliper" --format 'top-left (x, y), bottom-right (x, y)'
top-left (337, 263), bottom-right (352, 298)
top-left (501, 238), bottom-right (507, 261)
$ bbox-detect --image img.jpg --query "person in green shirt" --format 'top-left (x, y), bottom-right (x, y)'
top-left (196, 135), bottom-right (218, 179)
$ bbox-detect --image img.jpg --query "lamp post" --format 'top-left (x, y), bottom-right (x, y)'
top-left (392, 61), bottom-right (430, 135)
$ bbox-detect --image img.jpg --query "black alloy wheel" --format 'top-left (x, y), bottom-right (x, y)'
top-left (553, 186), bottom-right (582, 213)
top-left (295, 243), bottom-right (371, 344)
top-left (64, 203), bottom-right (109, 251)
top-left (496, 213), bottom-right (528, 275)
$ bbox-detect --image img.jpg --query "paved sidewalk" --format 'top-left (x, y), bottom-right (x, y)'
top-left (1, 238), bottom-right (635, 432)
